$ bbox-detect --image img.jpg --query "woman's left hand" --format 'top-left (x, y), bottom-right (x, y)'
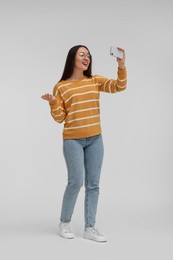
top-left (117, 47), bottom-right (126, 69)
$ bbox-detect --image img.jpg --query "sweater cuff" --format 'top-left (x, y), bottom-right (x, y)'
top-left (49, 98), bottom-right (61, 108)
top-left (118, 67), bottom-right (127, 78)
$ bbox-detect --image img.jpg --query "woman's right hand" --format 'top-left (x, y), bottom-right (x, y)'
top-left (41, 93), bottom-right (56, 103)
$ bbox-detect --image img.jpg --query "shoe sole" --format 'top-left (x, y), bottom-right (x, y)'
top-left (83, 235), bottom-right (107, 242)
top-left (59, 233), bottom-right (74, 239)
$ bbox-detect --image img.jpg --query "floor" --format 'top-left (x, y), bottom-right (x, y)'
top-left (1, 207), bottom-right (173, 260)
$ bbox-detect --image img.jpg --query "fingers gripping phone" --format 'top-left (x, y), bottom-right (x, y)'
top-left (110, 46), bottom-right (123, 59)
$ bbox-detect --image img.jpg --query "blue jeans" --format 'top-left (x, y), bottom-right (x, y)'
top-left (60, 134), bottom-right (104, 228)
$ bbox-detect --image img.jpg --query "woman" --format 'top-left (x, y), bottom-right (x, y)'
top-left (41, 45), bottom-right (127, 242)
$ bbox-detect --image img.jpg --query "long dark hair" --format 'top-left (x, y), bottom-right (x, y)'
top-left (59, 45), bottom-right (92, 82)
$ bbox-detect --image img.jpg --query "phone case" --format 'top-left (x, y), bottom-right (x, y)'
top-left (110, 46), bottom-right (123, 59)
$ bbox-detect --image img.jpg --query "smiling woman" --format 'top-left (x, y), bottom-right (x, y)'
top-left (41, 44), bottom-right (127, 242)
top-left (59, 45), bottom-right (92, 82)
top-left (70, 48), bottom-right (91, 78)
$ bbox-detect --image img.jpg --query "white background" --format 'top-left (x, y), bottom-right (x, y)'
top-left (0, 0), bottom-right (173, 259)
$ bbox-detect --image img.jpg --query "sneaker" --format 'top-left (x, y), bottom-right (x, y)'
top-left (59, 221), bottom-right (74, 239)
top-left (84, 227), bottom-right (107, 242)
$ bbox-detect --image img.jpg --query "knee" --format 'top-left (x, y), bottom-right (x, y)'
top-left (85, 178), bottom-right (100, 191)
top-left (85, 184), bottom-right (100, 194)
top-left (68, 178), bottom-right (83, 192)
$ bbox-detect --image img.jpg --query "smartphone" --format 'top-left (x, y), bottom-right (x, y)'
top-left (110, 46), bottom-right (123, 59)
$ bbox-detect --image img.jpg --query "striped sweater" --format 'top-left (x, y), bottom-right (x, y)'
top-left (49, 68), bottom-right (127, 139)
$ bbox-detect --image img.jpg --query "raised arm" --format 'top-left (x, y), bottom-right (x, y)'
top-left (96, 47), bottom-right (127, 93)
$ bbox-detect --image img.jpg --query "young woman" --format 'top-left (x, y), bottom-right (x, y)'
top-left (41, 45), bottom-right (127, 242)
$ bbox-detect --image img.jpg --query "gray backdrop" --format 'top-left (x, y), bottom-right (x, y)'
top-left (0, 0), bottom-right (173, 259)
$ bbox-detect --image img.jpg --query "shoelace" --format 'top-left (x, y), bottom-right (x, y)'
top-left (90, 228), bottom-right (103, 237)
top-left (63, 223), bottom-right (72, 233)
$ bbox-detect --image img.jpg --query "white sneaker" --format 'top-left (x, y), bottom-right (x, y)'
top-left (59, 221), bottom-right (74, 239)
top-left (84, 227), bottom-right (107, 242)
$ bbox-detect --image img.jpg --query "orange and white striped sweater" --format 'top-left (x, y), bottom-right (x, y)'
top-left (49, 68), bottom-right (127, 139)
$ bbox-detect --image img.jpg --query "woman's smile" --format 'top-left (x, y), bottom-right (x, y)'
top-left (82, 60), bottom-right (89, 67)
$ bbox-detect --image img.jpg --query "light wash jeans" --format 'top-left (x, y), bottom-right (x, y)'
top-left (60, 134), bottom-right (104, 228)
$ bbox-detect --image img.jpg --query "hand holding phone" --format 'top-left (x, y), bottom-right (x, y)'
top-left (110, 46), bottom-right (124, 59)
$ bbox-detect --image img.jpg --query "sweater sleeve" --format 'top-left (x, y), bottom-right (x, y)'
top-left (49, 83), bottom-right (66, 123)
top-left (95, 68), bottom-right (127, 93)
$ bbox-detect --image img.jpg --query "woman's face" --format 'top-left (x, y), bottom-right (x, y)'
top-left (74, 47), bottom-right (90, 72)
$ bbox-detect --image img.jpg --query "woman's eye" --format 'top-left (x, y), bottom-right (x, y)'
top-left (79, 52), bottom-right (90, 58)
top-left (79, 52), bottom-right (84, 57)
